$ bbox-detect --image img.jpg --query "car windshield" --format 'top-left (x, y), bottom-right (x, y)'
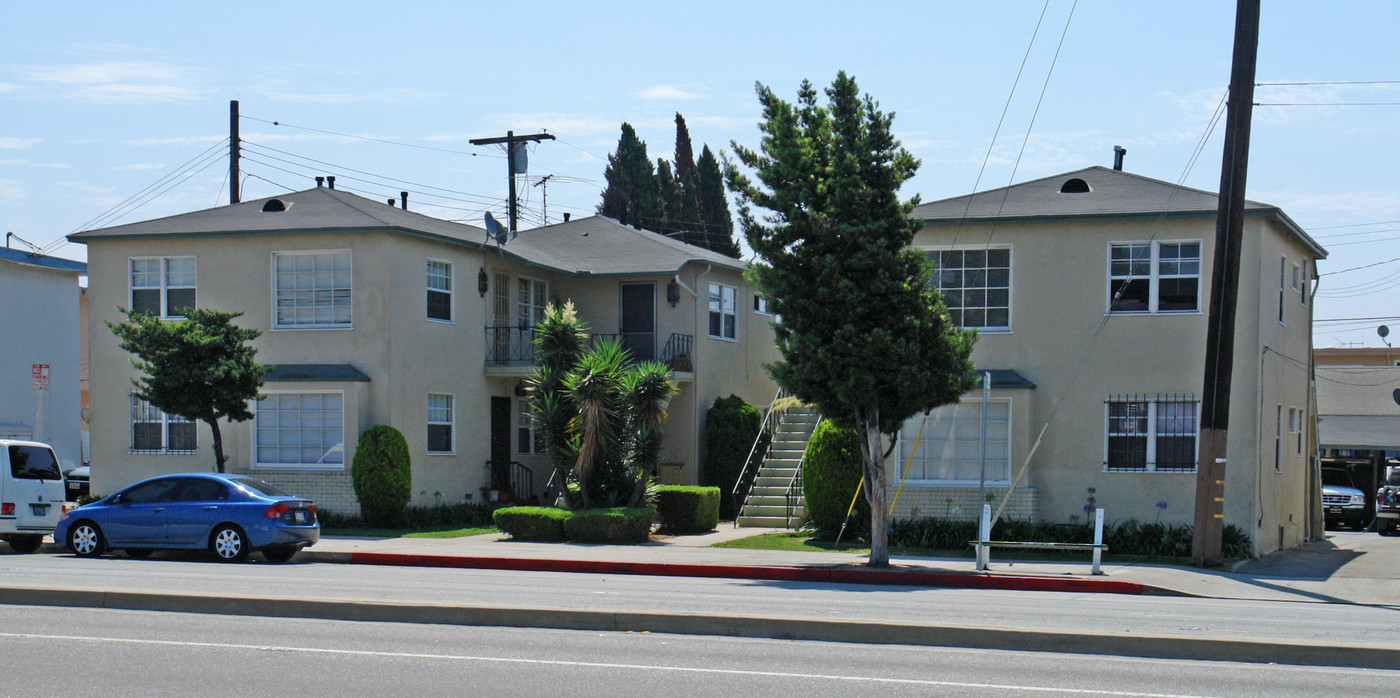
top-left (229, 476), bottom-right (291, 497)
top-left (1322, 469), bottom-right (1354, 488)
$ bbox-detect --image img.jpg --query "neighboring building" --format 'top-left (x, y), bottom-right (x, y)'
top-left (70, 185), bottom-right (777, 512)
top-left (1315, 346), bottom-right (1400, 368)
top-left (892, 165), bottom-right (1326, 556)
top-left (0, 245), bottom-right (87, 469)
top-left (1313, 351), bottom-right (1400, 523)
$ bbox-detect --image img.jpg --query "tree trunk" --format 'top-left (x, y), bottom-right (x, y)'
top-left (857, 405), bottom-right (889, 567)
top-left (208, 418), bottom-right (226, 473)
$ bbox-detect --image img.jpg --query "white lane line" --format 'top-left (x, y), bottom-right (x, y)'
top-left (0, 631), bottom-right (1216, 697)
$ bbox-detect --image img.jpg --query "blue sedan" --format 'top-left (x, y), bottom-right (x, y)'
top-left (54, 473), bottom-right (319, 563)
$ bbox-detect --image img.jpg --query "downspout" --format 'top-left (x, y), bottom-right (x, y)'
top-left (688, 264), bottom-right (710, 486)
top-left (1308, 263), bottom-right (1323, 541)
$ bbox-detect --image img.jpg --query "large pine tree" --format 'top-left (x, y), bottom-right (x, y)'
top-left (697, 145), bottom-right (739, 257)
top-left (672, 113), bottom-right (703, 246)
top-left (598, 123), bottom-right (658, 227)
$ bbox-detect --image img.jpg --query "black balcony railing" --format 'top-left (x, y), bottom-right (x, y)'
top-left (485, 326), bottom-right (537, 367)
top-left (485, 327), bottom-right (694, 372)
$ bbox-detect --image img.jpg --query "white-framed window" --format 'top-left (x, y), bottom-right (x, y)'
top-left (1298, 261), bottom-right (1308, 306)
top-left (898, 400), bottom-right (1010, 482)
top-left (517, 397), bottom-right (544, 455)
top-left (709, 283), bottom-right (736, 340)
top-left (130, 257), bottom-right (196, 318)
top-left (517, 277), bottom-right (547, 331)
top-left (1108, 241), bottom-right (1200, 314)
top-left (1104, 396), bottom-right (1198, 472)
top-left (426, 259), bottom-right (453, 322)
top-left (253, 392), bottom-right (345, 469)
top-left (931, 247), bottom-right (1011, 331)
top-left (754, 294), bottom-right (771, 315)
top-left (1274, 404), bottom-right (1283, 472)
top-left (427, 393), bottom-right (454, 454)
top-left (1278, 257), bottom-right (1287, 325)
top-left (130, 395), bottom-right (196, 454)
top-left (1289, 406), bottom-right (1302, 458)
top-left (273, 251), bottom-right (352, 329)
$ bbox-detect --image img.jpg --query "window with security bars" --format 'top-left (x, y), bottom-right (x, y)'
top-left (130, 395), bottom-right (196, 454)
top-left (426, 260), bottom-right (452, 322)
top-left (273, 251), bottom-right (352, 328)
top-left (518, 277), bottom-right (546, 330)
top-left (427, 394), bottom-right (453, 454)
top-left (931, 248), bottom-right (1010, 330)
top-left (1105, 396), bottom-right (1197, 472)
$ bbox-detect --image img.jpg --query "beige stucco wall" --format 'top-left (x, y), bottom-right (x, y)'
top-left (893, 212), bottom-right (1319, 556)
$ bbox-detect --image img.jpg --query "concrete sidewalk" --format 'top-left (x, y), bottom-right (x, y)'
top-left (301, 526), bottom-right (1400, 606)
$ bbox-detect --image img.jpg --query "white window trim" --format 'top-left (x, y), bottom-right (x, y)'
top-left (753, 293), bottom-right (772, 316)
top-left (517, 396), bottom-right (543, 455)
top-left (517, 275), bottom-right (548, 330)
top-left (1278, 256), bottom-right (1287, 326)
top-left (129, 256), bottom-right (197, 320)
top-left (1299, 260), bottom-right (1309, 306)
top-left (896, 398), bottom-right (1013, 485)
top-left (426, 258), bottom-right (454, 324)
top-left (1275, 404), bottom-right (1283, 472)
top-left (1102, 398), bottom-right (1200, 473)
top-left (708, 282), bottom-right (738, 341)
top-left (1290, 406), bottom-right (1303, 458)
top-left (427, 393), bottom-right (455, 455)
top-left (1105, 240), bottom-right (1203, 316)
top-left (129, 394), bottom-right (198, 455)
top-left (252, 390), bottom-right (347, 470)
top-left (270, 250), bottom-right (354, 331)
top-left (923, 244), bottom-right (1014, 333)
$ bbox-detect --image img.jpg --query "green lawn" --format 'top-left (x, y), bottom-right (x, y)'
top-left (321, 525), bottom-right (498, 539)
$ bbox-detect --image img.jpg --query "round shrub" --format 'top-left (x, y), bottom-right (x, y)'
top-left (494, 506), bottom-right (570, 541)
top-left (351, 425), bottom-right (411, 527)
top-left (563, 507), bottom-right (654, 544)
top-left (704, 395), bottom-right (763, 517)
top-left (655, 485), bottom-right (720, 533)
top-left (801, 420), bottom-right (868, 539)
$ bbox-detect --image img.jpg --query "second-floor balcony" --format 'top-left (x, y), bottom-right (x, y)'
top-left (485, 327), bottom-right (694, 377)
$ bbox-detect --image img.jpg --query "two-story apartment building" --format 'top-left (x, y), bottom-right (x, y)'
top-left (889, 165), bottom-right (1325, 556)
top-left (70, 184), bottom-right (777, 512)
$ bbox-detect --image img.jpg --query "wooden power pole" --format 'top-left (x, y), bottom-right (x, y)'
top-left (469, 130), bottom-right (555, 232)
top-left (1193, 0), bottom-right (1261, 568)
top-left (229, 100), bottom-right (240, 204)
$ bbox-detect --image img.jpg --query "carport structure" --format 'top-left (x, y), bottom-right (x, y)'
top-left (1315, 366), bottom-right (1400, 525)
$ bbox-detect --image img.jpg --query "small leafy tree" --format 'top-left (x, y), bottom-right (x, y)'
top-left (704, 395), bottom-right (763, 518)
top-left (527, 302), bottom-right (679, 509)
top-left (726, 72), bottom-right (977, 566)
top-left (351, 425), bottom-right (412, 526)
top-left (108, 307), bottom-right (269, 473)
top-left (802, 420), bottom-right (869, 539)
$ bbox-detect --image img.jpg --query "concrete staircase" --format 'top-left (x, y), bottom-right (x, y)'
top-left (737, 407), bottom-right (821, 528)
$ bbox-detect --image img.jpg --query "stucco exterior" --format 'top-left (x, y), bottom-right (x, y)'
top-left (72, 187), bottom-right (777, 512)
top-left (890, 167), bottom-right (1324, 556)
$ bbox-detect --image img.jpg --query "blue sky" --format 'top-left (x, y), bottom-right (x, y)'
top-left (2, 1), bottom-right (1397, 346)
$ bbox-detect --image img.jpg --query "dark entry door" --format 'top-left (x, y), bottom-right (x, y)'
top-left (489, 397), bottom-right (511, 491)
top-left (620, 283), bottom-right (655, 361)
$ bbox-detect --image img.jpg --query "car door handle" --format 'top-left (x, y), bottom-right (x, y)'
top-left (152, 508), bottom-right (165, 513)
top-left (202, 506), bottom-right (218, 510)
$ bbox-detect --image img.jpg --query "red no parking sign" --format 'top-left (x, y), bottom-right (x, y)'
top-left (31, 364), bottom-right (49, 390)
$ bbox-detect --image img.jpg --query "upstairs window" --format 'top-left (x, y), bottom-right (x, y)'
top-left (1109, 242), bottom-right (1200, 313)
top-left (932, 248), bottom-right (1011, 331)
top-left (709, 283), bottom-right (736, 340)
top-left (130, 257), bottom-right (196, 318)
top-left (274, 251), bottom-right (352, 329)
top-left (518, 277), bottom-right (547, 331)
top-left (426, 260), bottom-right (452, 322)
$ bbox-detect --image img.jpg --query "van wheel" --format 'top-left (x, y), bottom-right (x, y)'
top-left (69, 522), bottom-right (105, 558)
top-left (210, 525), bottom-right (249, 562)
top-left (262, 546), bottom-right (297, 563)
top-left (7, 536), bottom-right (42, 554)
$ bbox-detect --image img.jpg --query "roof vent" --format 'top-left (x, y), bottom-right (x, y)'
top-left (261, 199), bottom-right (290, 212)
top-left (1060, 178), bottom-right (1091, 194)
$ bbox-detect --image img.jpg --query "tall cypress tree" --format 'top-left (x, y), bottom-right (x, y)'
top-left (653, 159), bottom-right (681, 236)
top-left (673, 113), bottom-right (702, 246)
top-left (598, 123), bottom-right (658, 227)
top-left (698, 145), bottom-right (739, 257)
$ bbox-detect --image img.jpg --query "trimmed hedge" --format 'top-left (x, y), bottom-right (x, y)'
top-left (563, 507), bottom-right (654, 544)
top-left (655, 485), bottom-right (720, 533)
top-left (704, 395), bottom-right (763, 518)
top-left (351, 425), bottom-right (412, 527)
top-left (493, 506), bottom-right (570, 542)
top-left (801, 420), bottom-right (868, 539)
top-left (887, 516), bottom-right (1254, 560)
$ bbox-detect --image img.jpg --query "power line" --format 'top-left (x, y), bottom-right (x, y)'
top-left (1255, 102), bottom-right (1400, 107)
top-left (240, 141), bottom-right (504, 207)
top-left (1320, 255), bottom-right (1400, 276)
top-left (1257, 80), bottom-right (1400, 87)
top-left (240, 115), bottom-right (500, 157)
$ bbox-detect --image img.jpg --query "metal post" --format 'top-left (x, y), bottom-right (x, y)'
top-left (229, 100), bottom-right (240, 204)
top-left (1092, 507), bottom-right (1105, 575)
top-left (978, 371), bottom-right (990, 513)
top-left (977, 503), bottom-right (991, 570)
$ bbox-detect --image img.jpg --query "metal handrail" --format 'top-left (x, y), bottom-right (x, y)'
top-left (732, 387), bottom-right (786, 525)
top-left (783, 415), bottom-right (818, 527)
top-left (660, 333), bottom-right (693, 372)
top-left (484, 459), bottom-right (534, 503)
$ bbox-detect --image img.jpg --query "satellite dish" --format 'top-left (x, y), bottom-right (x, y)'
top-left (1393, 389), bottom-right (1400, 407)
top-left (1380, 325), bottom-right (1390, 339)
top-left (484, 212), bottom-right (507, 245)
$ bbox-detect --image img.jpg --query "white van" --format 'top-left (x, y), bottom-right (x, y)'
top-left (0, 440), bottom-right (67, 553)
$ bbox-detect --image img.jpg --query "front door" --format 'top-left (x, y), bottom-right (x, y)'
top-left (490, 396), bottom-right (511, 492)
top-left (620, 282), bottom-right (656, 361)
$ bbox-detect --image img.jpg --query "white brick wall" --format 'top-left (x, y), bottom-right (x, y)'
top-left (887, 485), bottom-right (1038, 522)
top-left (231, 466), bottom-right (359, 515)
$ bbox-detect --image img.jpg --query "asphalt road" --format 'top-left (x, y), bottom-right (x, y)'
top-left (2, 552), bottom-right (1397, 648)
top-left (2, 604), bottom-right (1395, 697)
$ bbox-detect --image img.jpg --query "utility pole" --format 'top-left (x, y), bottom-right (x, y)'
top-left (532, 174), bottom-right (554, 225)
top-left (229, 100), bottom-right (241, 204)
top-left (1193, 0), bottom-right (1260, 568)
top-left (469, 130), bottom-right (555, 232)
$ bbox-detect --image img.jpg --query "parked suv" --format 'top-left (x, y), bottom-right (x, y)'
top-left (1376, 465), bottom-right (1400, 537)
top-left (1322, 467), bottom-right (1367, 530)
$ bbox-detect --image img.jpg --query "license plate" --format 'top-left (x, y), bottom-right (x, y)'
top-left (30, 504), bottom-right (49, 515)
top-left (1328, 507), bottom-right (1342, 514)
top-left (294, 511), bottom-right (307, 524)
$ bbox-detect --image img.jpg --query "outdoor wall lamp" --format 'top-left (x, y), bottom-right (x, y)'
top-left (667, 279), bottom-right (680, 307)
top-left (478, 268), bottom-right (489, 297)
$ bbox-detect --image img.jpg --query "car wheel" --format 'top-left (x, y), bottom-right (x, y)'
top-left (210, 525), bottom-right (249, 562)
top-left (68, 521), bottom-right (105, 558)
top-left (7, 536), bottom-right (43, 554)
top-left (124, 548), bottom-right (154, 559)
top-left (261, 546), bottom-right (298, 563)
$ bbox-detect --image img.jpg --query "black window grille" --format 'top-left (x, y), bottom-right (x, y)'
top-left (1105, 394), bottom-right (1197, 473)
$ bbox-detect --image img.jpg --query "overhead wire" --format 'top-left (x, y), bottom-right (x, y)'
top-left (240, 115), bottom-right (500, 157)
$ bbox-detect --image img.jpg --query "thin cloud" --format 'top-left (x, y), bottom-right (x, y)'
top-left (112, 163), bottom-right (166, 171)
top-left (0, 178), bottom-right (26, 202)
top-left (635, 85), bottom-right (703, 101)
top-left (0, 137), bottom-right (42, 149)
top-left (19, 60), bottom-right (205, 104)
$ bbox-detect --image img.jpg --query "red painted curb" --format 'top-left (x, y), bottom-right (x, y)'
top-left (346, 552), bottom-right (1146, 595)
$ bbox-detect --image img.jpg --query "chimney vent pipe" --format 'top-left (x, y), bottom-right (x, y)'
top-left (387, 199), bottom-right (396, 207)
top-left (327, 176), bottom-right (336, 189)
top-left (1113, 145), bottom-right (1127, 171)
top-left (563, 212), bottom-right (571, 222)
top-left (315, 176), bottom-right (324, 187)
top-left (401, 191), bottom-right (408, 210)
